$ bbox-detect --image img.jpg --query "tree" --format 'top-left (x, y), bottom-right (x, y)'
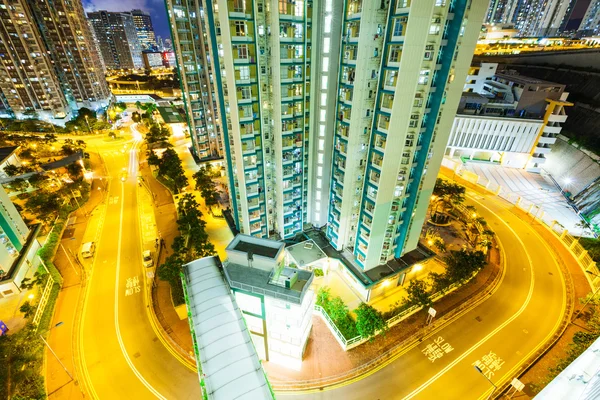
top-left (132, 111), bottom-right (141, 123)
top-left (108, 131), bottom-right (117, 139)
top-left (3, 164), bottom-right (19, 176)
top-left (443, 249), bottom-right (486, 284)
top-left (194, 166), bottom-right (220, 208)
top-left (157, 148), bottom-right (188, 193)
top-left (28, 174), bottom-right (47, 188)
top-left (0, 324), bottom-right (46, 399)
top-left (9, 178), bottom-right (29, 193)
top-left (404, 279), bottom-right (432, 309)
top-left (25, 191), bottom-right (62, 220)
top-left (355, 303), bottom-right (388, 341)
top-left (66, 162), bottom-right (83, 180)
top-left (431, 178), bottom-right (466, 217)
top-left (19, 301), bottom-right (37, 318)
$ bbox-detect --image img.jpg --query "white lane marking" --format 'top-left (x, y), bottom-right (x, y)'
top-left (114, 142), bottom-right (166, 399)
top-left (403, 195), bottom-right (536, 399)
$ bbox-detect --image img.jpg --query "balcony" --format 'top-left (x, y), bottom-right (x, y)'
top-left (543, 125), bottom-right (562, 134)
top-left (548, 114), bottom-right (567, 123)
top-left (538, 136), bottom-right (556, 145)
top-left (535, 144), bottom-right (552, 154)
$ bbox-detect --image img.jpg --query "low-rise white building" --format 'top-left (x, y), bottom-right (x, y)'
top-left (448, 68), bottom-right (572, 172)
top-left (223, 235), bottom-right (313, 370)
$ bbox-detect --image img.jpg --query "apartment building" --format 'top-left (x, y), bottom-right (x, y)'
top-left (187, 0), bottom-right (315, 239)
top-left (28, 0), bottom-right (110, 110)
top-left (0, 185), bottom-right (42, 302)
top-left (167, 0), bottom-right (486, 272)
top-left (0, 0), bottom-right (69, 119)
top-left (131, 9), bottom-right (158, 50)
top-left (87, 11), bottom-right (143, 70)
top-left (165, 1), bottom-right (224, 160)
top-left (324, 0), bottom-right (487, 270)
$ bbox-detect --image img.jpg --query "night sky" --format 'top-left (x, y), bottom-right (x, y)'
top-left (83, 0), bottom-right (171, 41)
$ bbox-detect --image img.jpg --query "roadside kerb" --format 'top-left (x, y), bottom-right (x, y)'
top-left (135, 179), bottom-right (197, 369)
top-left (440, 166), bottom-right (578, 399)
top-left (272, 238), bottom-right (505, 391)
top-left (490, 213), bottom-right (575, 398)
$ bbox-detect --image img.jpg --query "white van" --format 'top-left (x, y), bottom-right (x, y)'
top-left (142, 250), bottom-right (153, 267)
top-left (81, 242), bottom-right (95, 258)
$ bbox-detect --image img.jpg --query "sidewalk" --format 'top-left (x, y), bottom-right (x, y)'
top-left (265, 246), bottom-right (501, 386)
top-left (46, 153), bottom-right (106, 400)
top-left (137, 139), bottom-right (235, 362)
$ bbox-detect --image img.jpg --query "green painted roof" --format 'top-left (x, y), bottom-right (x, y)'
top-left (157, 106), bottom-right (185, 124)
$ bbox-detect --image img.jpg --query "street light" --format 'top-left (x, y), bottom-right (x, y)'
top-left (474, 365), bottom-right (497, 400)
top-left (39, 321), bottom-right (74, 381)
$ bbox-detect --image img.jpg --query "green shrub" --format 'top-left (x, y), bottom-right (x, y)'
top-left (314, 268), bottom-right (324, 276)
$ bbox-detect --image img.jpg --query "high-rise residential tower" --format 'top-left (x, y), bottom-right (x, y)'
top-left (0, 0), bottom-right (69, 119)
top-left (579, 0), bottom-right (600, 36)
top-left (28, 0), bottom-right (110, 110)
top-left (87, 11), bottom-right (143, 70)
top-left (165, 1), bottom-right (224, 160)
top-left (131, 9), bottom-right (158, 50)
top-left (323, 0), bottom-right (487, 270)
top-left (168, 0), bottom-right (487, 270)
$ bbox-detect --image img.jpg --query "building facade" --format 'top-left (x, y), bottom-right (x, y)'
top-left (167, 0), bottom-right (486, 271)
top-left (447, 67), bottom-right (572, 172)
top-left (131, 9), bottom-right (158, 50)
top-left (87, 11), bottom-right (143, 70)
top-left (324, 0), bottom-right (487, 270)
top-left (579, 0), bottom-right (600, 36)
top-left (28, 0), bottom-right (110, 111)
top-left (0, 0), bottom-right (69, 119)
top-left (0, 185), bottom-right (42, 301)
top-left (223, 235), bottom-right (313, 368)
top-left (165, 0), bottom-right (224, 161)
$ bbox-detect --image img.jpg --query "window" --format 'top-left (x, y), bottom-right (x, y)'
top-left (393, 18), bottom-right (404, 37)
top-left (324, 16), bottom-right (332, 33)
top-left (237, 44), bottom-right (248, 59)
top-left (235, 21), bottom-right (246, 36)
top-left (322, 57), bottom-right (329, 72)
top-left (239, 66), bottom-right (250, 80)
top-left (241, 86), bottom-right (251, 99)
top-left (388, 45), bottom-right (402, 63)
top-left (323, 37), bottom-right (330, 53)
top-left (429, 24), bottom-right (440, 35)
top-left (418, 70), bottom-right (430, 85)
top-left (321, 76), bottom-right (328, 89)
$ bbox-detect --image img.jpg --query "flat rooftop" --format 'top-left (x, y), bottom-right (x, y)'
top-left (495, 72), bottom-right (560, 87)
top-left (224, 262), bottom-right (313, 305)
top-left (157, 106), bottom-right (185, 124)
top-left (0, 146), bottom-right (18, 164)
top-left (286, 240), bottom-right (327, 267)
top-left (227, 234), bottom-right (285, 260)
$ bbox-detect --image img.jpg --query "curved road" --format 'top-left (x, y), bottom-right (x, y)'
top-left (281, 189), bottom-right (566, 399)
top-left (76, 129), bottom-right (200, 399)
top-left (72, 128), bottom-right (567, 400)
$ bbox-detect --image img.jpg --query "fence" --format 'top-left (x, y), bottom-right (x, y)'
top-left (315, 270), bottom-right (479, 352)
top-left (442, 159), bottom-right (600, 291)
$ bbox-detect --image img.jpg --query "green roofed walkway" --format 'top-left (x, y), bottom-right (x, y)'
top-left (181, 256), bottom-right (275, 400)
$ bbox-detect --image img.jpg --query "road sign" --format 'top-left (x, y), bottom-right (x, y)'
top-left (510, 378), bottom-right (525, 391)
top-left (428, 307), bottom-right (437, 317)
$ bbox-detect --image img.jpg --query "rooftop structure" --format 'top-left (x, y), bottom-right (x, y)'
top-left (223, 234), bottom-right (313, 368)
top-left (182, 256), bottom-right (274, 400)
top-left (447, 64), bottom-right (572, 172)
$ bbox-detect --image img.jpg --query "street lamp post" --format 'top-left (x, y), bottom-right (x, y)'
top-left (474, 365), bottom-right (497, 400)
top-left (39, 322), bottom-right (74, 381)
top-left (84, 115), bottom-right (92, 135)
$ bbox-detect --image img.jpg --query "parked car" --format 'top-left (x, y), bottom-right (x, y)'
top-left (142, 250), bottom-right (153, 267)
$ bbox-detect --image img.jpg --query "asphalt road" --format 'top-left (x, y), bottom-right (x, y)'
top-left (73, 129), bottom-right (565, 399)
top-left (281, 190), bottom-right (566, 400)
top-left (77, 132), bottom-right (200, 399)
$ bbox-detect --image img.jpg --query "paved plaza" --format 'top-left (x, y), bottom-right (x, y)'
top-left (463, 162), bottom-right (587, 236)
